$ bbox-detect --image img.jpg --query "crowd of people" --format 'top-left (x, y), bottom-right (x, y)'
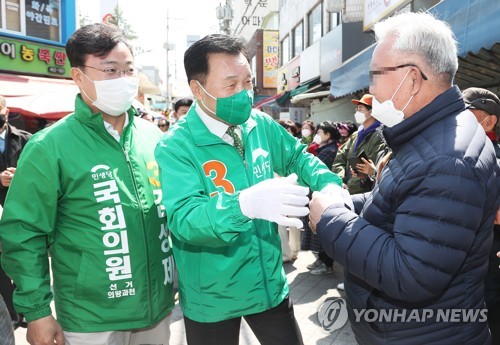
top-left (0, 10), bottom-right (498, 345)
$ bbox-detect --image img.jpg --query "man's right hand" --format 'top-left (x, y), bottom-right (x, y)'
top-left (27, 315), bottom-right (65, 345)
top-left (239, 173), bottom-right (310, 228)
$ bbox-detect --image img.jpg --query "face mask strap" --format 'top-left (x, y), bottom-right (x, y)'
top-left (78, 69), bottom-right (97, 104)
top-left (196, 81), bottom-right (216, 101)
top-left (401, 95), bottom-right (414, 112)
top-left (196, 81), bottom-right (218, 115)
top-left (390, 68), bottom-right (411, 101)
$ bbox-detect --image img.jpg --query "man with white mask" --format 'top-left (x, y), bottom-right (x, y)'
top-left (309, 12), bottom-right (499, 345)
top-left (0, 23), bottom-right (174, 345)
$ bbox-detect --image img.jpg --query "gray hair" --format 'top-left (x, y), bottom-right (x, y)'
top-left (373, 12), bottom-right (458, 83)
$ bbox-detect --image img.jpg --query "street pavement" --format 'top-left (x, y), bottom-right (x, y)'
top-left (14, 250), bottom-right (358, 345)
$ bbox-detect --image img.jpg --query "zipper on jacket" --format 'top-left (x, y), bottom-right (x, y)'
top-left (241, 151), bottom-right (272, 308)
top-left (123, 142), bottom-right (154, 323)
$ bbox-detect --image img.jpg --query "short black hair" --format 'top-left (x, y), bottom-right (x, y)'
top-left (174, 98), bottom-right (193, 112)
top-left (66, 23), bottom-right (132, 68)
top-left (317, 121), bottom-right (340, 142)
top-left (184, 34), bottom-right (248, 84)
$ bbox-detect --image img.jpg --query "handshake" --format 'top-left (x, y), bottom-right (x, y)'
top-left (239, 174), bottom-right (353, 228)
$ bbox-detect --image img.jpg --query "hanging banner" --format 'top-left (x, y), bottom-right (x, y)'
top-left (262, 30), bottom-right (279, 88)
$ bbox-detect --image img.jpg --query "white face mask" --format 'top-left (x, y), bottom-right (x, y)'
top-left (371, 69), bottom-right (413, 128)
top-left (313, 134), bottom-right (322, 145)
top-left (80, 71), bottom-right (139, 116)
top-left (301, 129), bottom-right (312, 137)
top-left (354, 111), bottom-right (367, 125)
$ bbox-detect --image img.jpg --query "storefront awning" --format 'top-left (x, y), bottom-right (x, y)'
top-left (0, 73), bottom-right (79, 120)
top-left (253, 92), bottom-right (282, 109)
top-left (329, 0), bottom-right (500, 97)
top-left (430, 0), bottom-right (500, 89)
top-left (290, 77), bottom-right (321, 97)
top-left (291, 90), bottom-right (331, 104)
top-left (329, 44), bottom-right (374, 98)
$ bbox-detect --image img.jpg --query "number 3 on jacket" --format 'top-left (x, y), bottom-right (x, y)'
top-left (203, 160), bottom-right (235, 197)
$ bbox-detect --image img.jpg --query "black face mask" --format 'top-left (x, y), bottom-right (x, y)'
top-left (0, 114), bottom-right (6, 128)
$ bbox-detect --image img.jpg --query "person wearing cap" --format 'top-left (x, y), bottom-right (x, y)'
top-left (331, 93), bottom-right (387, 195)
top-left (463, 87), bottom-right (500, 344)
top-left (463, 87), bottom-right (500, 156)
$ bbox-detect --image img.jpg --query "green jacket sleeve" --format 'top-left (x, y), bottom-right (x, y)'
top-left (155, 140), bottom-right (252, 248)
top-left (0, 138), bottom-right (59, 322)
top-left (266, 117), bottom-right (342, 190)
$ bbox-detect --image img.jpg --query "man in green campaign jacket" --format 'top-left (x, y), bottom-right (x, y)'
top-left (0, 24), bottom-right (174, 345)
top-left (155, 34), bottom-right (343, 345)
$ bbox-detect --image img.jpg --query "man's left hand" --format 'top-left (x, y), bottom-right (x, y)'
top-left (0, 167), bottom-right (15, 187)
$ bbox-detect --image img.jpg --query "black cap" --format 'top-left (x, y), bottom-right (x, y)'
top-left (462, 87), bottom-right (500, 118)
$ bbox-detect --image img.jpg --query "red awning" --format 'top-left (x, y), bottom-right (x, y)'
top-left (0, 73), bottom-right (79, 120)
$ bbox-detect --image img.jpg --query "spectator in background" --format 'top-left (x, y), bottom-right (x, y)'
top-left (300, 120), bottom-right (315, 145)
top-left (279, 119), bottom-right (300, 138)
top-left (331, 94), bottom-right (386, 194)
top-left (462, 87), bottom-right (500, 344)
top-left (0, 294), bottom-right (14, 345)
top-left (0, 23), bottom-right (174, 345)
top-left (0, 201), bottom-right (14, 345)
top-left (158, 118), bottom-right (170, 133)
top-left (172, 98), bottom-right (193, 122)
top-left (304, 121), bottom-right (341, 275)
top-left (0, 94), bottom-right (31, 330)
top-left (139, 110), bottom-right (154, 122)
top-left (336, 121), bottom-right (357, 146)
top-left (310, 12), bottom-right (499, 345)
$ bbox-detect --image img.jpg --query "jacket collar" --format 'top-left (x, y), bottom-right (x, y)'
top-left (6, 124), bottom-right (22, 138)
top-left (73, 94), bottom-right (136, 144)
top-left (185, 101), bottom-right (257, 147)
top-left (382, 86), bottom-right (465, 150)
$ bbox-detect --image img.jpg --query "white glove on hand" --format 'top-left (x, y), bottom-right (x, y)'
top-left (239, 173), bottom-right (310, 228)
top-left (320, 184), bottom-right (354, 211)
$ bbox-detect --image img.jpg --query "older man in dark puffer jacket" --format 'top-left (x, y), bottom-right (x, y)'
top-left (310, 12), bottom-right (500, 345)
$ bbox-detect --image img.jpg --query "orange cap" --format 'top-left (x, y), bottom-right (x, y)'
top-left (351, 94), bottom-right (373, 107)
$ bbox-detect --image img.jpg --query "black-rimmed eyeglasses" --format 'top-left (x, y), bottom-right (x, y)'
top-left (369, 63), bottom-right (428, 82)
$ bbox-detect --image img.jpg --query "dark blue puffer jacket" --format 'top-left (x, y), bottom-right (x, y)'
top-left (317, 86), bottom-right (500, 345)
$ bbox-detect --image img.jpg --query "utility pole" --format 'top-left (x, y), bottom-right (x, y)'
top-left (166, 9), bottom-right (170, 108)
top-left (216, 0), bottom-right (233, 35)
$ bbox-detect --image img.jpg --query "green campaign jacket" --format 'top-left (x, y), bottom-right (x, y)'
top-left (155, 104), bottom-right (341, 322)
top-left (0, 95), bottom-right (175, 332)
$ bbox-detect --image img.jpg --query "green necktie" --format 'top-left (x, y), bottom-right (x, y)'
top-left (226, 126), bottom-right (245, 159)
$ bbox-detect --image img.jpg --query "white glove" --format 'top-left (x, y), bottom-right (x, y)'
top-left (320, 184), bottom-right (354, 211)
top-left (239, 173), bottom-right (310, 228)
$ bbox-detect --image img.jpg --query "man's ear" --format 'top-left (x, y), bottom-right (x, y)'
top-left (189, 80), bottom-right (203, 101)
top-left (484, 115), bottom-right (498, 132)
top-left (410, 67), bottom-right (423, 96)
top-left (71, 67), bottom-right (85, 88)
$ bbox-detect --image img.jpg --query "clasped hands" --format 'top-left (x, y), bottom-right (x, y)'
top-left (239, 174), bottom-right (353, 230)
top-left (308, 184), bottom-right (354, 233)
